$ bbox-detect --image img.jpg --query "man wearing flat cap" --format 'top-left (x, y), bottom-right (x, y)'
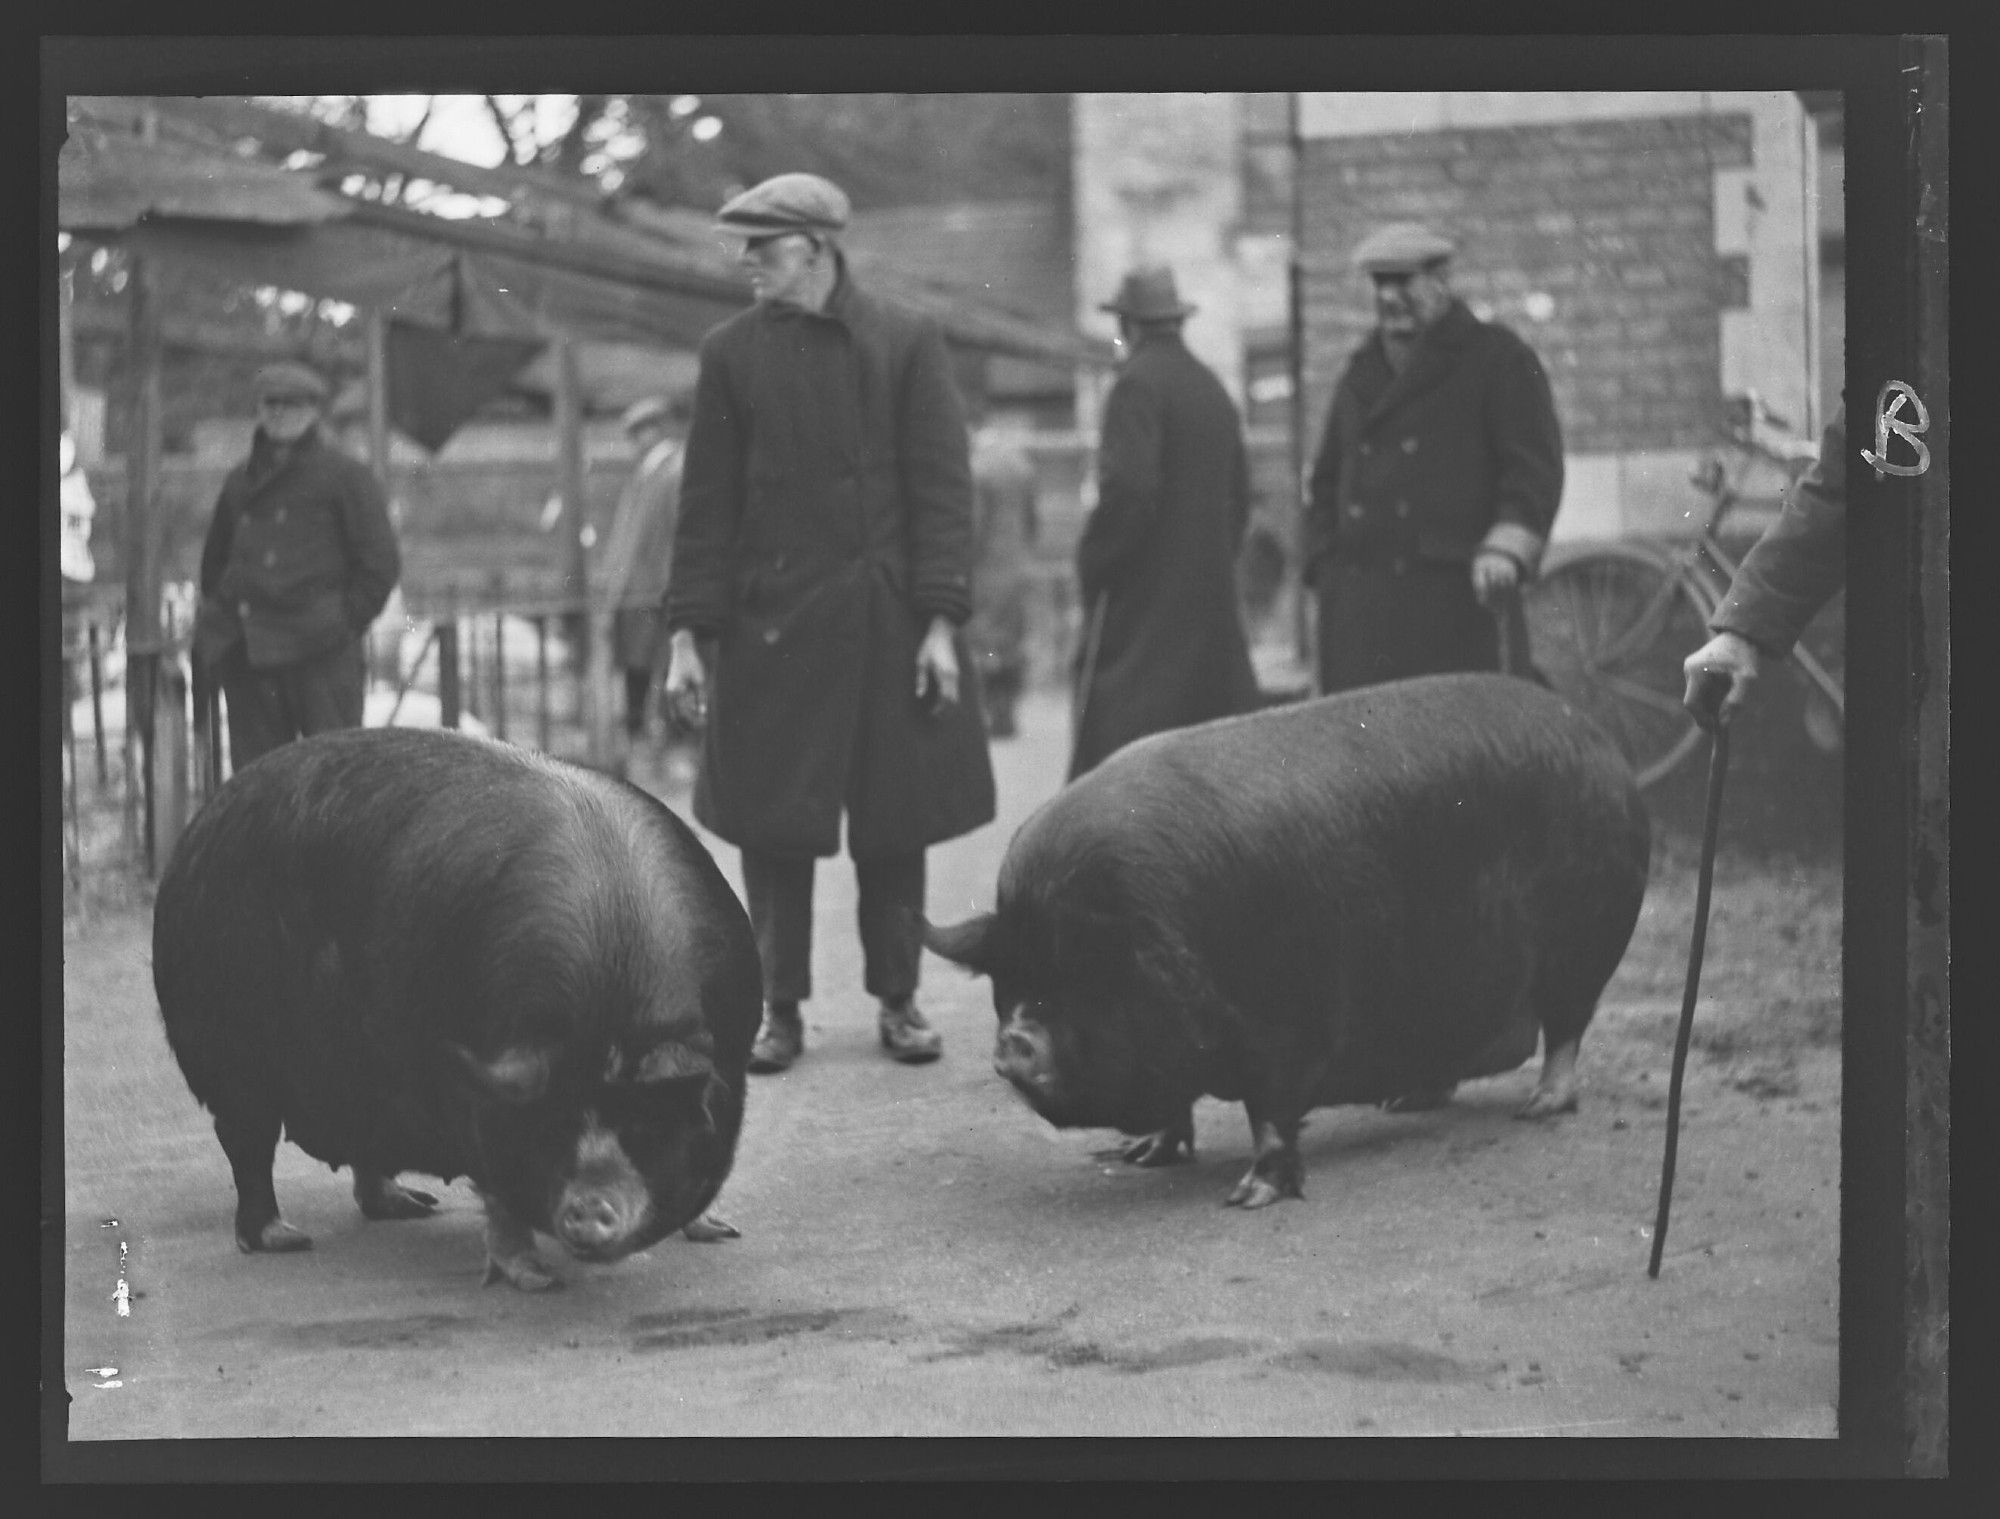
top-left (1069, 265), bottom-right (1260, 779)
top-left (660, 171), bottom-right (996, 1073)
top-left (1303, 223), bottom-right (1564, 695)
top-left (193, 361), bottom-right (401, 770)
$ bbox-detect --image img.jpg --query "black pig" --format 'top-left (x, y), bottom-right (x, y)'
top-left (925, 672), bottom-right (1649, 1208)
top-left (152, 727), bottom-right (762, 1290)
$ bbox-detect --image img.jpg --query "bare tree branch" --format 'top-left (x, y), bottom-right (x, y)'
top-left (484, 95), bottom-right (529, 166)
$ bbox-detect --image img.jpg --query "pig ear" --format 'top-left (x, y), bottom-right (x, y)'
top-left (922, 912), bottom-right (1001, 977)
top-left (626, 1039), bottom-right (715, 1087)
top-left (447, 1043), bottom-right (553, 1106)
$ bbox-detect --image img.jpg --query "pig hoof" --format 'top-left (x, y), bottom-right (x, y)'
top-left (1225, 1175), bottom-right (1285, 1209)
top-left (682, 1212), bottom-right (741, 1242)
top-left (1515, 1088), bottom-right (1579, 1120)
top-left (355, 1177), bottom-right (440, 1220)
top-left (238, 1218), bottom-right (313, 1253)
top-left (1381, 1084), bottom-right (1457, 1114)
top-left (1117, 1131), bottom-right (1193, 1167)
top-left (483, 1252), bottom-right (561, 1292)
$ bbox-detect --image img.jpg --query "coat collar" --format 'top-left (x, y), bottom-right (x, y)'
top-left (1359, 298), bottom-right (1482, 426)
top-left (244, 424), bottom-right (325, 494)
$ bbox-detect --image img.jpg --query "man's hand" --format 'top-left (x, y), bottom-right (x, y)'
top-left (1470, 549), bottom-right (1521, 608)
top-left (1681, 630), bottom-right (1764, 729)
top-left (662, 629), bottom-right (709, 729)
top-left (915, 616), bottom-right (960, 711)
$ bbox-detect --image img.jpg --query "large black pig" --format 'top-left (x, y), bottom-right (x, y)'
top-left (152, 726), bottom-right (763, 1290)
top-left (925, 672), bottom-right (1649, 1208)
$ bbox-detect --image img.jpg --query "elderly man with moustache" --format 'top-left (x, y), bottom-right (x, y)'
top-left (192, 361), bottom-right (401, 771)
top-left (660, 172), bottom-right (996, 1074)
top-left (1303, 224), bottom-right (1564, 695)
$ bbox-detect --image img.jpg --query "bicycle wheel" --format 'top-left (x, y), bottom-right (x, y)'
top-left (1523, 541), bottom-right (1714, 789)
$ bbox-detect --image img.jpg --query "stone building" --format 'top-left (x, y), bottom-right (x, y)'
top-left (1072, 90), bottom-right (1837, 559)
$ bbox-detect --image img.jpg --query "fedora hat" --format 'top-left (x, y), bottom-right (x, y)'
top-left (1099, 266), bottom-right (1196, 321)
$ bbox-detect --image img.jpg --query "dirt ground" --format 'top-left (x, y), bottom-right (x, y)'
top-left (53, 689), bottom-right (1840, 1463)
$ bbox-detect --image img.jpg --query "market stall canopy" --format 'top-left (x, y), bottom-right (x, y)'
top-left (60, 118), bottom-right (547, 450)
top-left (65, 97), bottom-right (1117, 374)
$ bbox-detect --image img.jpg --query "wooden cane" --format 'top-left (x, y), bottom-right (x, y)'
top-left (1649, 672), bottom-right (1732, 1277)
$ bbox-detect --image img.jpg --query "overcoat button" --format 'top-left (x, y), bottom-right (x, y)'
top-left (1395, 501), bottom-right (1410, 519)
top-left (263, 551), bottom-right (278, 566)
top-left (1347, 504), bottom-right (1364, 518)
top-left (763, 628), bottom-right (780, 645)
top-left (1402, 437), bottom-right (1418, 453)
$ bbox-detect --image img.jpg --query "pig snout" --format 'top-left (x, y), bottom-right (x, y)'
top-left (557, 1191), bottom-right (636, 1254)
top-left (994, 1015), bottom-right (1056, 1094)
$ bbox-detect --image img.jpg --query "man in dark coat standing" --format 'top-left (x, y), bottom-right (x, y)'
top-left (1304, 224), bottom-right (1564, 694)
top-left (192, 361), bottom-right (401, 771)
top-left (1068, 266), bottom-right (1260, 779)
top-left (661, 172), bottom-right (997, 1074)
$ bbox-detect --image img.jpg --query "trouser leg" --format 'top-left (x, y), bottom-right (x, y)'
top-left (623, 668), bottom-right (651, 736)
top-left (218, 651), bottom-right (294, 772)
top-left (741, 849), bottom-right (814, 1005)
top-left (286, 641), bottom-right (367, 735)
top-left (855, 850), bottom-right (925, 1002)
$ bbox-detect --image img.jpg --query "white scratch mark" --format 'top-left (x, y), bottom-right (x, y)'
top-left (1463, 1417), bottom-right (1633, 1437)
top-left (113, 1240), bottom-right (131, 1317)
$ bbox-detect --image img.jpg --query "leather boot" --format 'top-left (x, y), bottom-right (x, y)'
top-left (877, 998), bottom-right (943, 1064)
top-left (747, 1002), bottom-right (804, 1073)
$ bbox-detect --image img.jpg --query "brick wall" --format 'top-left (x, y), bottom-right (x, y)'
top-left (1298, 112), bottom-right (1754, 458)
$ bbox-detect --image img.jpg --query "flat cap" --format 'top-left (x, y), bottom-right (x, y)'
top-left (714, 172), bottom-right (850, 237)
top-left (1351, 223), bottom-right (1457, 274)
top-left (252, 361), bottom-right (329, 403)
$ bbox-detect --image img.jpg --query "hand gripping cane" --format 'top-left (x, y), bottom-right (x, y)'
top-left (1648, 670), bottom-right (1732, 1278)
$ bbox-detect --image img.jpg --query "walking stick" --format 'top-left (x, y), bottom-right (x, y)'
top-left (1648, 672), bottom-right (1732, 1278)
top-left (1068, 591), bottom-right (1110, 776)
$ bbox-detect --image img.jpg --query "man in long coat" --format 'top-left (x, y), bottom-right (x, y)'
top-left (1304, 224), bottom-right (1564, 694)
top-left (661, 173), bottom-right (996, 1074)
top-left (192, 361), bottom-right (401, 770)
top-left (1068, 266), bottom-right (1260, 779)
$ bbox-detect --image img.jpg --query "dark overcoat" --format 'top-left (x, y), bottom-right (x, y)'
top-left (663, 264), bottom-right (997, 859)
top-left (1069, 330), bottom-right (1260, 778)
top-left (1303, 300), bottom-right (1563, 693)
top-left (194, 427), bottom-right (400, 672)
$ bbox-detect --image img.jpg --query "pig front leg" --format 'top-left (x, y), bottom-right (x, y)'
top-left (1115, 1105), bottom-right (1196, 1166)
top-left (478, 1188), bottom-right (558, 1291)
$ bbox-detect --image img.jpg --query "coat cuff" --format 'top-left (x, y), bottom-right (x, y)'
top-left (1478, 521), bottom-right (1546, 576)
